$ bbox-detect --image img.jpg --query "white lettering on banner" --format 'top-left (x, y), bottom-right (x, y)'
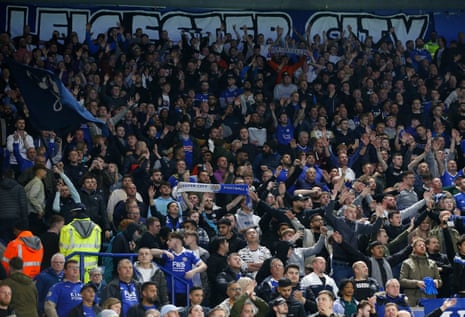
top-left (307, 12), bottom-right (428, 45)
top-left (4, 5), bottom-right (428, 47)
top-left (5, 5), bottom-right (292, 43)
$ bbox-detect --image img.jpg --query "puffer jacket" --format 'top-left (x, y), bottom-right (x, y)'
top-left (0, 177), bottom-right (28, 223)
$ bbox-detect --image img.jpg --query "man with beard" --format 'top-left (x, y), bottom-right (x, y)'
top-left (199, 193), bottom-right (242, 235)
top-left (400, 238), bottom-right (442, 306)
top-left (0, 284), bottom-right (15, 317)
top-left (284, 264), bottom-right (317, 315)
top-left (425, 236), bottom-right (452, 298)
top-left (126, 282), bottom-right (160, 317)
top-left (272, 278), bottom-right (305, 317)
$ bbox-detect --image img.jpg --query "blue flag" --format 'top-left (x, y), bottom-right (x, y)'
top-left (8, 61), bottom-right (104, 132)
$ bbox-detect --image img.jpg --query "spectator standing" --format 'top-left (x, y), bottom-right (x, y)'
top-left (39, 215), bottom-right (64, 270)
top-left (34, 253), bottom-right (65, 316)
top-left (238, 227), bottom-right (272, 278)
top-left (2, 221), bottom-right (43, 279)
top-left (59, 205), bottom-right (102, 282)
top-left (452, 234), bottom-right (465, 297)
top-left (133, 247), bottom-right (169, 305)
top-left (300, 257), bottom-right (338, 299)
top-left (24, 164), bottom-right (47, 235)
top-left (0, 174), bottom-right (29, 244)
top-left (44, 259), bottom-right (83, 317)
top-left (155, 232), bottom-right (207, 306)
top-left (399, 238), bottom-right (442, 306)
top-left (2, 257), bottom-right (38, 317)
top-left (6, 117), bottom-right (34, 176)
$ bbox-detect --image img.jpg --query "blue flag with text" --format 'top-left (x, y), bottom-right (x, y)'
top-left (8, 61), bottom-right (104, 132)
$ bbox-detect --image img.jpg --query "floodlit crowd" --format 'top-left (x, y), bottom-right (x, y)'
top-left (0, 17), bottom-right (465, 317)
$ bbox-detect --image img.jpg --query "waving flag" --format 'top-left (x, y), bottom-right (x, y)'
top-left (8, 60), bottom-right (104, 133)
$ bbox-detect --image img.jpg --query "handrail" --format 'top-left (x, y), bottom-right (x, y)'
top-left (66, 251), bottom-right (190, 306)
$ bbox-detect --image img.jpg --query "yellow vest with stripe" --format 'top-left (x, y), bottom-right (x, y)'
top-left (59, 217), bottom-right (102, 281)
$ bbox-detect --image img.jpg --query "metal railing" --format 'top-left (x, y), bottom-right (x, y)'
top-left (66, 251), bottom-right (191, 306)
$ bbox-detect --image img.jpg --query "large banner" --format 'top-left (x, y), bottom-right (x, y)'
top-left (1, 3), bottom-right (464, 50)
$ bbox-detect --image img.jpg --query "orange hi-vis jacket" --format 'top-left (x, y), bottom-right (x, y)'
top-left (2, 230), bottom-right (44, 278)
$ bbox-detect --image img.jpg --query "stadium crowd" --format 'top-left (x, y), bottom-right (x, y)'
top-left (0, 17), bottom-right (465, 317)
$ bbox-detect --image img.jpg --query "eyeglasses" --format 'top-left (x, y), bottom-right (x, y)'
top-left (52, 261), bottom-right (65, 264)
top-left (231, 288), bottom-right (242, 292)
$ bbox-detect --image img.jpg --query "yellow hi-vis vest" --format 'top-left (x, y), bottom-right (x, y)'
top-left (59, 217), bottom-right (102, 282)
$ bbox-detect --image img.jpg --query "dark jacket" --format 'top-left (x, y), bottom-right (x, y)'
top-left (269, 296), bottom-right (305, 317)
top-left (213, 267), bottom-right (245, 306)
top-left (226, 232), bottom-right (246, 253)
top-left (101, 278), bottom-right (141, 303)
top-left (453, 252), bottom-right (465, 294)
top-left (375, 293), bottom-right (411, 316)
top-left (3, 272), bottom-right (38, 317)
top-left (206, 252), bottom-right (228, 287)
top-left (34, 267), bottom-right (64, 315)
top-left (0, 177), bottom-right (28, 224)
top-left (325, 200), bottom-right (383, 261)
top-left (66, 303), bottom-right (101, 317)
top-left (127, 303), bottom-right (159, 317)
top-left (110, 223), bottom-right (141, 274)
top-left (133, 261), bottom-right (169, 305)
top-left (79, 188), bottom-right (110, 231)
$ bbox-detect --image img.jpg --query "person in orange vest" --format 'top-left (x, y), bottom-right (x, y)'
top-left (2, 221), bottom-right (44, 278)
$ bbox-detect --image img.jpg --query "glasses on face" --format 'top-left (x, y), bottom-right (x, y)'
top-left (52, 261), bottom-right (65, 264)
top-left (231, 288), bottom-right (242, 292)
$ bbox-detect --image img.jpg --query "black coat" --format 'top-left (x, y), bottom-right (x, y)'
top-left (66, 303), bottom-right (101, 317)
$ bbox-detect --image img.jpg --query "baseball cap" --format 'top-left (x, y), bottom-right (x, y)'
top-left (273, 297), bottom-right (287, 306)
top-left (217, 218), bottom-right (232, 226)
top-left (278, 277), bottom-right (292, 288)
top-left (292, 194), bottom-right (307, 202)
top-left (160, 305), bottom-right (181, 317)
top-left (69, 202), bottom-right (87, 213)
top-left (100, 310), bottom-right (119, 317)
top-left (369, 240), bottom-right (383, 249)
top-left (80, 284), bottom-right (96, 293)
